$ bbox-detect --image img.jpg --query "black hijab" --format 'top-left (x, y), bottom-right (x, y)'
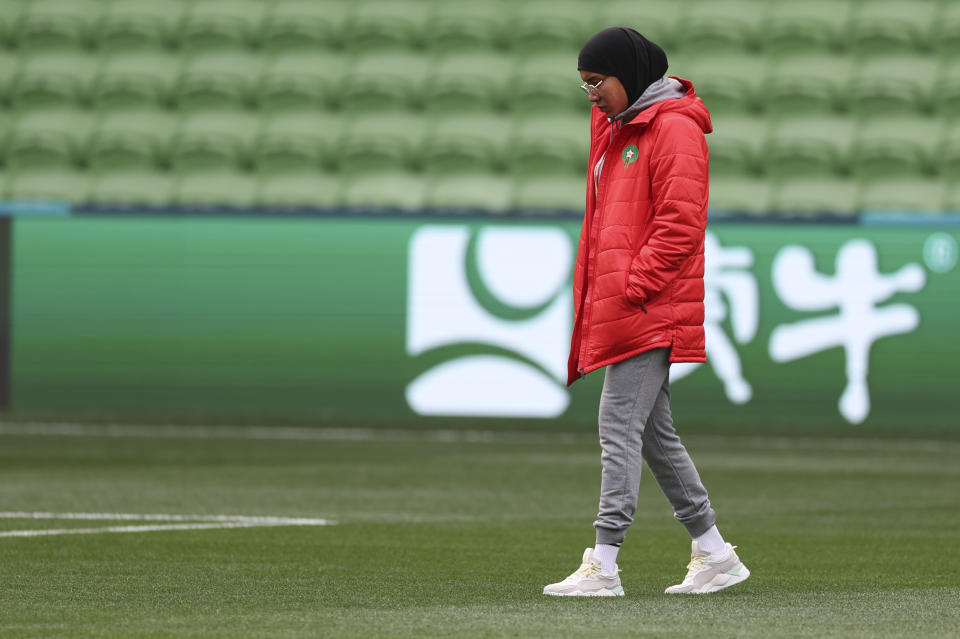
top-left (577, 27), bottom-right (668, 106)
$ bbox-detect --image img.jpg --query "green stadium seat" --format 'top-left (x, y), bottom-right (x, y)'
top-left (759, 1), bottom-right (854, 55)
top-left (0, 110), bottom-right (11, 152)
top-left (938, 121), bottom-right (960, 179)
top-left (98, 0), bottom-right (187, 51)
top-left (262, 1), bottom-right (351, 52)
top-left (342, 172), bottom-right (427, 212)
top-left (859, 177), bottom-right (946, 213)
top-left (945, 182), bottom-right (960, 213)
top-left (10, 52), bottom-right (100, 110)
top-left (4, 169), bottom-right (90, 202)
top-left (601, 1), bottom-right (683, 52)
top-left (87, 110), bottom-right (178, 173)
top-left (675, 1), bottom-right (768, 54)
top-left (772, 177), bottom-right (860, 216)
top-left (764, 55), bottom-right (854, 116)
top-left (683, 54), bottom-right (769, 115)
top-left (512, 175), bottom-right (584, 214)
top-left (170, 111), bottom-right (261, 173)
top-left (764, 116), bottom-right (857, 178)
top-left (510, 54), bottom-right (584, 114)
top-left (850, 0), bottom-right (937, 55)
top-left (255, 112), bottom-right (343, 175)
top-left (88, 171), bottom-right (176, 207)
top-left (663, 53), bottom-right (696, 83)
top-left (347, 1), bottom-right (430, 52)
top-left (5, 110), bottom-right (93, 170)
top-left (259, 52), bottom-right (346, 112)
top-left (934, 3), bottom-right (960, 56)
top-left (850, 55), bottom-right (940, 117)
top-left (177, 52), bottom-right (264, 112)
top-left (257, 172), bottom-right (343, 209)
top-left (0, 115), bottom-right (10, 181)
top-left (851, 117), bottom-right (943, 180)
top-left (707, 115), bottom-right (768, 176)
top-left (707, 177), bottom-right (775, 216)
top-left (425, 174), bottom-right (512, 213)
top-left (338, 113), bottom-right (428, 175)
top-left (426, 52), bottom-right (511, 114)
top-left (173, 170), bottom-right (259, 207)
top-left (341, 51), bottom-right (430, 112)
top-left (934, 62), bottom-right (960, 119)
top-left (180, 0), bottom-right (267, 52)
top-left (422, 114), bottom-right (511, 175)
top-left (93, 52), bottom-right (182, 111)
top-left (0, 0), bottom-right (26, 49)
top-left (508, 114), bottom-right (588, 176)
top-left (18, 0), bottom-right (101, 51)
top-left (426, 2), bottom-right (509, 52)
top-left (0, 51), bottom-right (19, 108)
top-left (509, 1), bottom-right (602, 54)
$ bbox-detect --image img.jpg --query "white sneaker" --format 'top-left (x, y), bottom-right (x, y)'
top-left (665, 541), bottom-right (750, 594)
top-left (542, 548), bottom-right (625, 597)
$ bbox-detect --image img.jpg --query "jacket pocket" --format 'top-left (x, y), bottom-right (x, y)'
top-left (623, 268), bottom-right (647, 309)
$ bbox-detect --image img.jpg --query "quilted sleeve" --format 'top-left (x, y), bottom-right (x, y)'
top-left (625, 114), bottom-right (708, 306)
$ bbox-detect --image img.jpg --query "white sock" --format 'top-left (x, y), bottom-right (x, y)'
top-left (593, 543), bottom-right (620, 574)
top-left (694, 525), bottom-right (727, 557)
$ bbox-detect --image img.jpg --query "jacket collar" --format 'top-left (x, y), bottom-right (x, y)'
top-left (617, 76), bottom-right (696, 128)
top-left (611, 76), bottom-right (686, 123)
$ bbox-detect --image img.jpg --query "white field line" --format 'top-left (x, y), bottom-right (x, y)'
top-left (0, 522), bottom-right (316, 538)
top-left (0, 512), bottom-right (335, 539)
top-left (0, 512), bottom-right (333, 524)
top-left (1, 421), bottom-right (959, 453)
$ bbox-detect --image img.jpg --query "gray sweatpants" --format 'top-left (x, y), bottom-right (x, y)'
top-left (594, 348), bottom-right (716, 546)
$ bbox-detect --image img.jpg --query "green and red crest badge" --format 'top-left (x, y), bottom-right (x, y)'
top-left (622, 144), bottom-right (639, 167)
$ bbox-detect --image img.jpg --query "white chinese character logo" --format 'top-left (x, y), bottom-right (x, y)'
top-left (768, 239), bottom-right (926, 424)
top-left (405, 225), bottom-right (572, 417)
top-left (671, 231), bottom-right (758, 404)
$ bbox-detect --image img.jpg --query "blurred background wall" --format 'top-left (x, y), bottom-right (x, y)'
top-left (0, 0), bottom-right (958, 432)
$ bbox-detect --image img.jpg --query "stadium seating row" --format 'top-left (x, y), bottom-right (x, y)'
top-left (4, 109), bottom-right (960, 181)
top-left (709, 115), bottom-right (960, 179)
top-left (677, 53), bottom-right (960, 118)
top-left (1, 50), bottom-right (957, 119)
top-left (0, 169), bottom-right (580, 213)
top-left (710, 176), bottom-right (956, 215)
top-left (0, 110), bottom-right (589, 176)
top-left (0, 0), bottom-right (958, 56)
top-left (3, 169), bottom-right (956, 215)
top-left (0, 49), bottom-right (583, 114)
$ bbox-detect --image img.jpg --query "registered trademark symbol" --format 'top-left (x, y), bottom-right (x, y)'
top-left (923, 233), bottom-right (958, 274)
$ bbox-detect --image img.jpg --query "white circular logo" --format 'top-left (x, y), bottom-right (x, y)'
top-left (923, 232), bottom-right (958, 274)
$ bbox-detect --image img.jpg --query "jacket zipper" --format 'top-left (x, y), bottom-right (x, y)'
top-left (577, 122), bottom-right (620, 373)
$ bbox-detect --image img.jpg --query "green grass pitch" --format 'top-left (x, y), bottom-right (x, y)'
top-left (0, 425), bottom-right (957, 638)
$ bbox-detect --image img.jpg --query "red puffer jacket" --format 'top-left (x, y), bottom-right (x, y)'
top-left (567, 77), bottom-right (712, 386)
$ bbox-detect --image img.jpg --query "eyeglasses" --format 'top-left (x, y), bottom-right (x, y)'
top-left (580, 78), bottom-right (604, 96)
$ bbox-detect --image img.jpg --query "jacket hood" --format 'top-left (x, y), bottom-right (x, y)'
top-left (618, 77), bottom-right (712, 134)
top-left (612, 76), bottom-right (686, 122)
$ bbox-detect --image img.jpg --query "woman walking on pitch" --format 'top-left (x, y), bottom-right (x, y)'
top-left (542, 27), bottom-right (750, 597)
